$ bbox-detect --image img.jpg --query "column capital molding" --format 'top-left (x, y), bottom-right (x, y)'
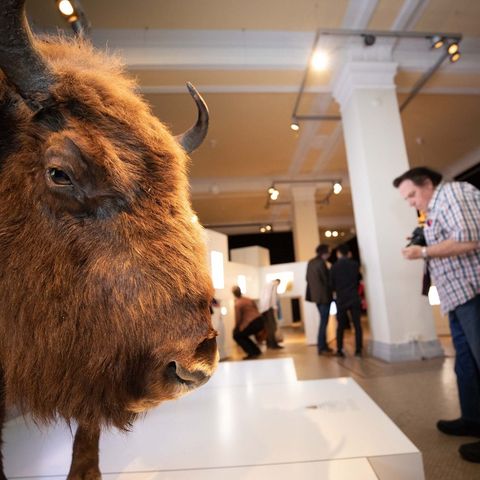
top-left (290, 184), bottom-right (317, 201)
top-left (332, 59), bottom-right (398, 108)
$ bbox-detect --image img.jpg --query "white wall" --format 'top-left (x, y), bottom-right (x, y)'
top-left (259, 262), bottom-right (321, 345)
top-left (230, 245), bottom-right (270, 267)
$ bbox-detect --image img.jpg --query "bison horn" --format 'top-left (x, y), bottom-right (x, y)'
top-left (176, 82), bottom-right (209, 154)
top-left (0, 0), bottom-right (54, 111)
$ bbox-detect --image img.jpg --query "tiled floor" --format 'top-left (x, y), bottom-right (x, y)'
top-left (237, 323), bottom-right (477, 480)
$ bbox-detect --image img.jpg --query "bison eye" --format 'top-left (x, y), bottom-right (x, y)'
top-left (47, 168), bottom-right (72, 186)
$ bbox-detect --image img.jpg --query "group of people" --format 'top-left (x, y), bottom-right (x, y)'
top-left (232, 242), bottom-right (364, 361)
top-left (306, 243), bottom-right (363, 357)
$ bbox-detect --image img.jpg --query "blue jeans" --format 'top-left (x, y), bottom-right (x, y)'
top-left (316, 303), bottom-right (330, 351)
top-left (449, 294), bottom-right (480, 424)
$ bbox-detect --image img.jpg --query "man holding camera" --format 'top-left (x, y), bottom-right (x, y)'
top-left (393, 166), bottom-right (480, 463)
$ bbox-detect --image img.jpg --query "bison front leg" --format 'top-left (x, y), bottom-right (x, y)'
top-left (67, 423), bottom-right (101, 480)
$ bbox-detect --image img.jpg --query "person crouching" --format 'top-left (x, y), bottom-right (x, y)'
top-left (232, 285), bottom-right (266, 360)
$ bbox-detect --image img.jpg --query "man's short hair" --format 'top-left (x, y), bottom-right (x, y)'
top-left (231, 285), bottom-right (242, 298)
top-left (337, 243), bottom-right (351, 256)
top-left (393, 167), bottom-right (443, 188)
top-left (316, 244), bottom-right (330, 256)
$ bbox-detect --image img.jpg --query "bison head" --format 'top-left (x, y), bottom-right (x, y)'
top-left (0, 0), bottom-right (217, 430)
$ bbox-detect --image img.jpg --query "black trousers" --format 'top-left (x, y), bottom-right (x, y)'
top-left (262, 307), bottom-right (279, 348)
top-left (233, 316), bottom-right (264, 355)
top-left (336, 302), bottom-right (363, 353)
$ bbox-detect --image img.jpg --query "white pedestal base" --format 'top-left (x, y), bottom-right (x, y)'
top-left (4, 359), bottom-right (424, 480)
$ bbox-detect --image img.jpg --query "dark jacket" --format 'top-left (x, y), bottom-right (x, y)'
top-left (330, 257), bottom-right (361, 309)
top-left (305, 255), bottom-right (332, 304)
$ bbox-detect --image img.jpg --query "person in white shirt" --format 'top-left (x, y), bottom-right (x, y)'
top-left (259, 279), bottom-right (283, 349)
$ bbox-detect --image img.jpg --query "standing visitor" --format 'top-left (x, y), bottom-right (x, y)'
top-left (393, 166), bottom-right (480, 463)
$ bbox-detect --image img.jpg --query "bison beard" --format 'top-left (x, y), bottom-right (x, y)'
top-left (0, 1), bottom-right (218, 479)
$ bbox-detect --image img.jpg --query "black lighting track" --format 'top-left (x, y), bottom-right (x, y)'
top-left (291, 28), bottom-right (463, 127)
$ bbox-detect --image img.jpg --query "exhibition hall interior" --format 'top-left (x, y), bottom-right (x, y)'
top-left (3, 1), bottom-right (480, 479)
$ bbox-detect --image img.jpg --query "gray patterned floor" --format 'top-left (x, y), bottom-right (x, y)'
top-left (229, 323), bottom-right (479, 480)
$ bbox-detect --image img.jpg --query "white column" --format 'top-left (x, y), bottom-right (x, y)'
top-left (332, 58), bottom-right (443, 361)
top-left (290, 185), bottom-right (320, 262)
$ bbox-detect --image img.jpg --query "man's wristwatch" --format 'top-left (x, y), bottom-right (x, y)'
top-left (421, 246), bottom-right (428, 259)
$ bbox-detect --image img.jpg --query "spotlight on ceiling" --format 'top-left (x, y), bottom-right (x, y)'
top-left (56, 0), bottom-right (90, 36)
top-left (260, 224), bottom-right (272, 233)
top-left (58, 0), bottom-right (74, 15)
top-left (363, 34), bottom-right (376, 47)
top-left (332, 182), bottom-right (342, 195)
top-left (449, 51), bottom-right (461, 63)
top-left (290, 121), bottom-right (300, 131)
top-left (325, 230), bottom-right (332, 238)
top-left (268, 186), bottom-right (279, 201)
top-left (311, 50), bottom-right (329, 71)
top-left (447, 42), bottom-right (459, 55)
top-left (430, 35), bottom-right (444, 49)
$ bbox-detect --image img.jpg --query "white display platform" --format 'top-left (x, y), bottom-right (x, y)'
top-left (206, 357), bottom-right (297, 387)
top-left (18, 458), bottom-right (379, 480)
top-left (4, 360), bottom-right (424, 480)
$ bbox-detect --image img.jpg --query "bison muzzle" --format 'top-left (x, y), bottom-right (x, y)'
top-left (0, 1), bottom-right (218, 478)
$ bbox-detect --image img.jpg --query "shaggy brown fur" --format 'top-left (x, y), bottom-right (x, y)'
top-left (0, 35), bottom-right (218, 479)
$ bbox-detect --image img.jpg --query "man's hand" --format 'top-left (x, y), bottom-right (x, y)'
top-left (402, 245), bottom-right (423, 260)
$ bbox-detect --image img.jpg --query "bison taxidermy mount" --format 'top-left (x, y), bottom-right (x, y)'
top-left (0, 0), bottom-right (218, 478)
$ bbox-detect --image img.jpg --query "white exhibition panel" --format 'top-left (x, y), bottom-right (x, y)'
top-left (4, 376), bottom-right (423, 480)
top-left (18, 458), bottom-right (378, 480)
top-left (206, 357), bottom-right (297, 388)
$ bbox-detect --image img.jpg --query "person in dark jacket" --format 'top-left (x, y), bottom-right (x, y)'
top-left (306, 244), bottom-right (333, 354)
top-left (330, 244), bottom-right (363, 357)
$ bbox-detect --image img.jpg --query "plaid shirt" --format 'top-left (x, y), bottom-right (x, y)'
top-left (424, 181), bottom-right (480, 314)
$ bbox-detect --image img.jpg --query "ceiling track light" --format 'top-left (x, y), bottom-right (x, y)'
top-left (447, 41), bottom-right (459, 55)
top-left (449, 51), bottom-right (461, 63)
top-left (430, 35), bottom-right (444, 49)
top-left (292, 28), bottom-right (463, 124)
top-left (268, 186), bottom-right (280, 201)
top-left (332, 182), bottom-right (342, 195)
top-left (265, 178), bottom-right (342, 209)
top-left (56, 0), bottom-right (90, 36)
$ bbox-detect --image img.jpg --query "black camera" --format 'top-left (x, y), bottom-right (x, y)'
top-left (407, 226), bottom-right (426, 247)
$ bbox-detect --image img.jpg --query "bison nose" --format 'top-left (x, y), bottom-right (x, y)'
top-left (166, 361), bottom-right (209, 389)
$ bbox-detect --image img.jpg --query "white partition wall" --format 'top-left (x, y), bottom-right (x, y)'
top-left (230, 245), bottom-right (270, 267)
top-left (260, 261), bottom-right (326, 345)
